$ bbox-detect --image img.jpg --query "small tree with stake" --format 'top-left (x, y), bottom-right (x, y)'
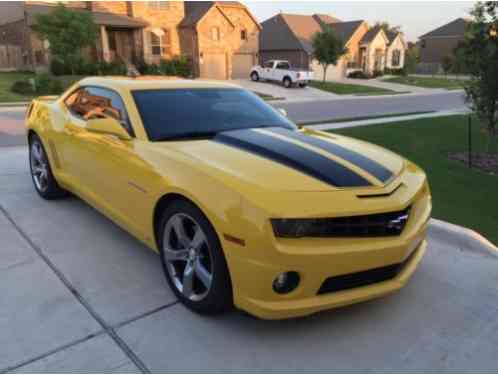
top-left (32, 3), bottom-right (98, 75)
top-left (461, 1), bottom-right (498, 152)
top-left (312, 26), bottom-right (348, 82)
top-left (441, 55), bottom-right (453, 77)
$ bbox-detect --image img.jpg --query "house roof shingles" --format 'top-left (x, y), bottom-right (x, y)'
top-left (25, 3), bottom-right (148, 28)
top-left (180, 1), bottom-right (247, 28)
top-left (260, 13), bottom-right (364, 54)
top-left (420, 18), bottom-right (469, 39)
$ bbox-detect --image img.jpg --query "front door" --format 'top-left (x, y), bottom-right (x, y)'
top-left (60, 86), bottom-right (151, 238)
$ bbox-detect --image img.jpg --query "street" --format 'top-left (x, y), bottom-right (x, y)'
top-left (277, 91), bottom-right (467, 124)
top-left (1, 139), bottom-right (497, 372)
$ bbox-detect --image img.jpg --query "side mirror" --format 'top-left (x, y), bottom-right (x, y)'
top-left (86, 117), bottom-right (131, 141)
top-left (277, 108), bottom-right (288, 117)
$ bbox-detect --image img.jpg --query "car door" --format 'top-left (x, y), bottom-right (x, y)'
top-left (262, 60), bottom-right (273, 80)
top-left (62, 86), bottom-right (153, 238)
top-left (274, 61), bottom-right (290, 81)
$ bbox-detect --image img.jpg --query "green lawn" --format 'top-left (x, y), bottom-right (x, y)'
top-left (254, 91), bottom-right (285, 101)
top-left (0, 72), bottom-right (36, 103)
top-left (310, 80), bottom-right (399, 96)
top-left (330, 115), bottom-right (498, 246)
top-left (382, 76), bottom-right (465, 90)
top-left (0, 72), bottom-right (86, 103)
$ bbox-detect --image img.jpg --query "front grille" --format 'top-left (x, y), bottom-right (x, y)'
top-left (317, 248), bottom-right (417, 295)
top-left (308, 207), bottom-right (410, 237)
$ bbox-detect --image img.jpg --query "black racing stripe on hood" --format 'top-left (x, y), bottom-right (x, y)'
top-left (269, 127), bottom-right (393, 183)
top-left (213, 128), bottom-right (372, 187)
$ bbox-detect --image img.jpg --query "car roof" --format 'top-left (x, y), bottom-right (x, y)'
top-left (77, 76), bottom-right (242, 91)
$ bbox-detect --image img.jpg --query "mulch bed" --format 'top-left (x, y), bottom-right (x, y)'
top-left (448, 152), bottom-right (498, 175)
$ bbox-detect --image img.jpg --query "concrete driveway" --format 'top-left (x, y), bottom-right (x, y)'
top-left (231, 79), bottom-right (338, 102)
top-left (1, 146), bottom-right (498, 372)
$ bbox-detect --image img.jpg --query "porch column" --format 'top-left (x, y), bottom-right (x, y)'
top-left (100, 25), bottom-right (111, 62)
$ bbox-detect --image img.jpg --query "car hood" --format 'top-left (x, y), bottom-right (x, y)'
top-left (153, 127), bottom-right (405, 194)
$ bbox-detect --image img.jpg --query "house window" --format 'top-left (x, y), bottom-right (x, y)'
top-left (392, 50), bottom-right (401, 67)
top-left (148, 1), bottom-right (169, 10)
top-left (211, 27), bottom-right (220, 41)
top-left (150, 29), bottom-right (171, 56)
top-left (240, 29), bottom-right (247, 41)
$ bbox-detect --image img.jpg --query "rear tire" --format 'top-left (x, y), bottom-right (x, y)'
top-left (283, 77), bottom-right (292, 88)
top-left (250, 72), bottom-right (259, 81)
top-left (29, 134), bottom-right (67, 200)
top-left (158, 199), bottom-right (233, 315)
top-left (299, 82), bottom-right (307, 88)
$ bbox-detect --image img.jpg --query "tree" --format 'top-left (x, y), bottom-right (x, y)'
top-left (404, 45), bottom-right (420, 74)
top-left (441, 55), bottom-right (453, 76)
top-left (312, 26), bottom-right (348, 82)
top-left (374, 21), bottom-right (402, 34)
top-left (461, 1), bottom-right (498, 141)
top-left (452, 42), bottom-right (468, 77)
top-left (32, 3), bottom-right (98, 74)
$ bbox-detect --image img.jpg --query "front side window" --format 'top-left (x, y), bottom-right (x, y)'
top-left (263, 61), bottom-right (274, 68)
top-left (65, 87), bottom-right (133, 136)
top-left (276, 62), bottom-right (290, 70)
top-left (132, 88), bottom-right (296, 141)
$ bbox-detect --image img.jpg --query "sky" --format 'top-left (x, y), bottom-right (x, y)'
top-left (243, 1), bottom-right (474, 42)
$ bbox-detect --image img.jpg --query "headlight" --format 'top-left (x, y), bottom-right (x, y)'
top-left (271, 218), bottom-right (322, 238)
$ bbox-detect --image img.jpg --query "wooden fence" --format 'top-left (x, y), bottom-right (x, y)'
top-left (0, 45), bottom-right (22, 71)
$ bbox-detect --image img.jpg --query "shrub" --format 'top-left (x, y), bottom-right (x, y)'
top-left (34, 73), bottom-right (64, 95)
top-left (11, 80), bottom-right (36, 95)
top-left (97, 60), bottom-right (127, 75)
top-left (372, 69), bottom-right (384, 78)
top-left (384, 67), bottom-right (406, 76)
top-left (347, 70), bottom-right (369, 79)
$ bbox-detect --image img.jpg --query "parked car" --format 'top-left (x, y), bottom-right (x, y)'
top-left (26, 77), bottom-right (431, 319)
top-left (250, 60), bottom-right (313, 88)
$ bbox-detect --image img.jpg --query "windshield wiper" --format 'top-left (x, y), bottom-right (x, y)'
top-left (156, 131), bottom-right (219, 141)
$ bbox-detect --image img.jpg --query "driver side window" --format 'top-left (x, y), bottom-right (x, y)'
top-left (64, 86), bottom-right (134, 137)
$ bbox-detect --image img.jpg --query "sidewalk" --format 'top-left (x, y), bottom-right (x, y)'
top-left (337, 77), bottom-right (448, 94)
top-left (308, 108), bottom-right (470, 131)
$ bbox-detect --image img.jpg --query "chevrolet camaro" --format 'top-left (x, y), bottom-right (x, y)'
top-left (25, 77), bottom-right (431, 319)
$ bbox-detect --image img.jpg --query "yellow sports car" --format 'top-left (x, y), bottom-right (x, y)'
top-left (26, 77), bottom-right (431, 319)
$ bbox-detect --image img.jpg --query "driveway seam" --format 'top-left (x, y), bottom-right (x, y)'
top-left (112, 301), bottom-right (179, 330)
top-left (0, 205), bottom-right (151, 374)
top-left (0, 332), bottom-right (105, 374)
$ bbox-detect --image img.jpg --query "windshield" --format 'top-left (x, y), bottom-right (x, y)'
top-left (132, 88), bottom-right (296, 141)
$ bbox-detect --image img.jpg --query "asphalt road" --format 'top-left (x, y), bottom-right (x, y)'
top-left (276, 91), bottom-right (467, 124)
top-left (1, 146), bottom-right (497, 372)
top-left (0, 91), bottom-right (467, 147)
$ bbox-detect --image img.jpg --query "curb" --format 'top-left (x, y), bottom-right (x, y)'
top-left (428, 218), bottom-right (498, 258)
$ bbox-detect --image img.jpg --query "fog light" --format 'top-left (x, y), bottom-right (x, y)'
top-left (272, 271), bottom-right (300, 294)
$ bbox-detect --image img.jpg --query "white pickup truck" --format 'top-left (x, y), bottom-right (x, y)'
top-left (250, 60), bottom-right (313, 88)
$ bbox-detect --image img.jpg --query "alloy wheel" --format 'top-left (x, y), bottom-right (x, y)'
top-left (162, 213), bottom-right (214, 301)
top-left (30, 140), bottom-right (49, 193)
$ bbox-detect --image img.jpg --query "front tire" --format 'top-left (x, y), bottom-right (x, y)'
top-left (250, 72), bottom-right (259, 81)
top-left (158, 199), bottom-right (233, 315)
top-left (283, 77), bottom-right (292, 88)
top-left (29, 134), bottom-right (67, 200)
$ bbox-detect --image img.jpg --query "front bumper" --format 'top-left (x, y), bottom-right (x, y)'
top-left (224, 187), bottom-right (431, 320)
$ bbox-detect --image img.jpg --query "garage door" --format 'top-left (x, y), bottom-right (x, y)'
top-left (311, 59), bottom-right (346, 81)
top-left (200, 53), bottom-right (227, 80)
top-left (231, 53), bottom-right (254, 79)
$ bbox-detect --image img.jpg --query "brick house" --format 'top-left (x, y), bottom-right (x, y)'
top-left (259, 13), bottom-right (406, 80)
top-left (418, 18), bottom-right (468, 73)
top-left (179, 2), bottom-right (261, 79)
top-left (0, 1), bottom-right (260, 79)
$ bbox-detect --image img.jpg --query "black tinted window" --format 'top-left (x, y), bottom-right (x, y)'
top-left (132, 88), bottom-right (295, 141)
top-left (263, 61), bottom-right (273, 68)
